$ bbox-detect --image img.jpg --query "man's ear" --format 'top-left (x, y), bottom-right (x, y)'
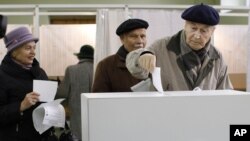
top-left (120, 34), bottom-right (125, 44)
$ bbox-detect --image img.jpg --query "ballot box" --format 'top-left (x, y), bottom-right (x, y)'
top-left (81, 90), bottom-right (250, 141)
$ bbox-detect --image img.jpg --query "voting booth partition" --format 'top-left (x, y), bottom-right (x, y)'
top-left (81, 90), bottom-right (250, 141)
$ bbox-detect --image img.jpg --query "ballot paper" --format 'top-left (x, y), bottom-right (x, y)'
top-left (151, 67), bottom-right (164, 93)
top-left (131, 67), bottom-right (164, 93)
top-left (32, 98), bottom-right (65, 134)
top-left (193, 87), bottom-right (202, 91)
top-left (131, 78), bottom-right (152, 92)
top-left (33, 80), bottom-right (58, 102)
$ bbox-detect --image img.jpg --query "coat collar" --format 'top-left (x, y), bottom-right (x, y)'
top-left (116, 46), bottom-right (129, 68)
top-left (117, 46), bottom-right (128, 60)
top-left (0, 53), bottom-right (43, 79)
top-left (78, 58), bottom-right (93, 64)
top-left (167, 30), bottom-right (220, 60)
top-left (166, 30), bottom-right (221, 89)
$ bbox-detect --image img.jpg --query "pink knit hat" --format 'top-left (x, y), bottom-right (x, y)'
top-left (4, 26), bottom-right (38, 52)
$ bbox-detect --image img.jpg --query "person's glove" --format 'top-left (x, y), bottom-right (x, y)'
top-left (138, 53), bottom-right (156, 73)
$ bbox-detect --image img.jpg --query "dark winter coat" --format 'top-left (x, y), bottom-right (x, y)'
top-left (0, 54), bottom-right (49, 141)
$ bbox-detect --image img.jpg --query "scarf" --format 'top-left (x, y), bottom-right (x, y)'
top-left (180, 31), bottom-right (210, 85)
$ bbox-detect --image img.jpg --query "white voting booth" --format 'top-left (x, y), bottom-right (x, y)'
top-left (81, 90), bottom-right (250, 141)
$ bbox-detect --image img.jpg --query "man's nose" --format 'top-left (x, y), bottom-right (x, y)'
top-left (194, 31), bottom-right (201, 39)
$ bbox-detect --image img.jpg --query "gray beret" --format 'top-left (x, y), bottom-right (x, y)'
top-left (116, 18), bottom-right (149, 36)
top-left (181, 3), bottom-right (220, 26)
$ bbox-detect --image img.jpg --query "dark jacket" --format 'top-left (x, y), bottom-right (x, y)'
top-left (0, 54), bottom-right (49, 141)
top-left (92, 46), bottom-right (142, 92)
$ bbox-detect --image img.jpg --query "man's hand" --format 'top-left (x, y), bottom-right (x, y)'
top-left (138, 53), bottom-right (156, 73)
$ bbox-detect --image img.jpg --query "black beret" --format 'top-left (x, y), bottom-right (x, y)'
top-left (181, 3), bottom-right (220, 26)
top-left (116, 18), bottom-right (149, 36)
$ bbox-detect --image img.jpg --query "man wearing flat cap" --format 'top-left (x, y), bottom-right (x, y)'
top-left (92, 18), bottom-right (149, 92)
top-left (56, 44), bottom-right (94, 140)
top-left (126, 3), bottom-right (233, 91)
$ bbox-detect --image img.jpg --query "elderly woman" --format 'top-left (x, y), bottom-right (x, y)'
top-left (0, 27), bottom-right (53, 141)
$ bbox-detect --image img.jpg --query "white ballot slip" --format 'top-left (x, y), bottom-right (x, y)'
top-left (32, 99), bottom-right (65, 134)
top-left (151, 67), bottom-right (164, 93)
top-left (131, 78), bottom-right (152, 92)
top-left (33, 80), bottom-right (58, 102)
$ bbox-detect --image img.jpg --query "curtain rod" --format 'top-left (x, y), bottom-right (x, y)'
top-left (0, 4), bottom-right (250, 11)
top-left (0, 4), bottom-right (249, 17)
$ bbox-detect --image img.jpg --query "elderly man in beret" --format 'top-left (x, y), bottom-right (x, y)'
top-left (92, 18), bottom-right (149, 92)
top-left (126, 3), bottom-right (233, 90)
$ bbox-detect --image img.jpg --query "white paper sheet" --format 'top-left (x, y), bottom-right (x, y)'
top-left (151, 67), bottom-right (164, 93)
top-left (33, 80), bottom-right (58, 102)
top-left (32, 99), bottom-right (65, 134)
top-left (193, 87), bottom-right (202, 91)
top-left (131, 78), bottom-right (152, 92)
